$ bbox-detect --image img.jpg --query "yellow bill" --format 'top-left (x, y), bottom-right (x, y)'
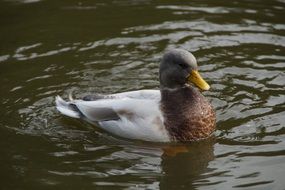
top-left (188, 70), bottom-right (210, 91)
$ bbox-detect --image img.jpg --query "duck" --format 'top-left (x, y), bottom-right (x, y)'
top-left (55, 49), bottom-right (216, 142)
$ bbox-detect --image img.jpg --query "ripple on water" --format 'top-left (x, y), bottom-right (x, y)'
top-left (1, 0), bottom-right (285, 189)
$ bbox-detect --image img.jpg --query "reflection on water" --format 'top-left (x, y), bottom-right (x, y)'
top-left (160, 139), bottom-right (215, 189)
top-left (0, 0), bottom-right (285, 189)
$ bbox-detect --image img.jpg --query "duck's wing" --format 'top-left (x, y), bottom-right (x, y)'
top-left (82, 89), bottom-right (160, 101)
top-left (112, 89), bottom-right (160, 100)
top-left (56, 96), bottom-right (119, 120)
top-left (56, 95), bottom-right (170, 142)
top-left (73, 97), bottom-right (159, 122)
top-left (56, 90), bottom-right (161, 121)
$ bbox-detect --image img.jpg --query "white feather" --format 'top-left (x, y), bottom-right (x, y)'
top-left (55, 96), bottom-right (80, 118)
top-left (55, 90), bottom-right (170, 142)
top-left (112, 89), bottom-right (160, 100)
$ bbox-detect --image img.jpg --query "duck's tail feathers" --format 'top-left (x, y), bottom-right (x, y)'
top-left (68, 91), bottom-right (74, 101)
top-left (55, 96), bottom-right (80, 118)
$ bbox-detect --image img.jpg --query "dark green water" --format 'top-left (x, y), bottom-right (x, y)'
top-left (1, 0), bottom-right (285, 189)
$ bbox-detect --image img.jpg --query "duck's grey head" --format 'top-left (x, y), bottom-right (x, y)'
top-left (159, 49), bottom-right (210, 90)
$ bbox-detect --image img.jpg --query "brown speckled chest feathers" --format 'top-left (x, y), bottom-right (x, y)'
top-left (161, 86), bottom-right (216, 141)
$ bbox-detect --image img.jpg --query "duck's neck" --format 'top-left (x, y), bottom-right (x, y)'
top-left (160, 85), bottom-right (201, 111)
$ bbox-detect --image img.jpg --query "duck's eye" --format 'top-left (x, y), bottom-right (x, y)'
top-left (178, 62), bottom-right (188, 69)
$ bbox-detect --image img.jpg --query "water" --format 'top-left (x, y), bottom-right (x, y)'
top-left (1, 0), bottom-right (285, 189)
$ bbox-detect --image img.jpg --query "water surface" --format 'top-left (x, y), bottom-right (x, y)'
top-left (1, 0), bottom-right (285, 189)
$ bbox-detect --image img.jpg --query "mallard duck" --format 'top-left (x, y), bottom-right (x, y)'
top-left (56, 49), bottom-right (216, 142)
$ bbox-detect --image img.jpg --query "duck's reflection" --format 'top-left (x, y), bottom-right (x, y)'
top-left (159, 137), bottom-right (215, 189)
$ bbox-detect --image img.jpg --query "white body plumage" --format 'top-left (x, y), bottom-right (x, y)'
top-left (56, 90), bottom-right (170, 142)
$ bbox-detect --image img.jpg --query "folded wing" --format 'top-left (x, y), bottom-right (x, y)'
top-left (56, 90), bottom-right (170, 142)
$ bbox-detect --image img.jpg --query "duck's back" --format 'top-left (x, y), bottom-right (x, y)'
top-left (160, 86), bottom-right (216, 141)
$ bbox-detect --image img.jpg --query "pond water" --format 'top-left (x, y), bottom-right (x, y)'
top-left (1, 0), bottom-right (285, 189)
